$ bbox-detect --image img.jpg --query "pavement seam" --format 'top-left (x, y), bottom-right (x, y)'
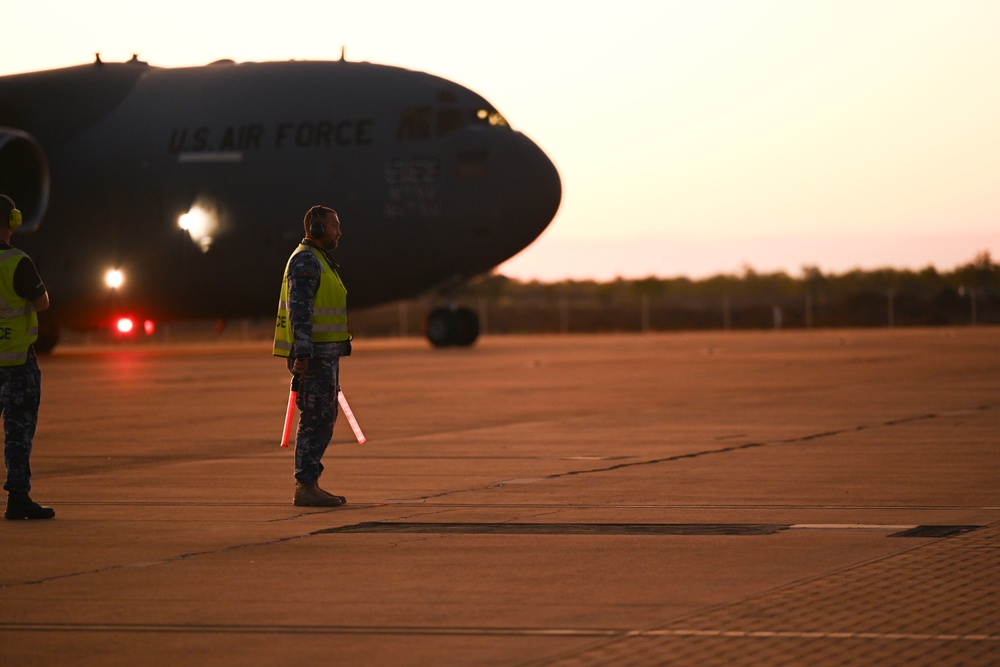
top-left (0, 532), bottom-right (313, 589)
top-left (541, 404), bottom-right (992, 481)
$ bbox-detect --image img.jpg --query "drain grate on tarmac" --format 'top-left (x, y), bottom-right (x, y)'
top-left (888, 525), bottom-right (980, 538)
top-left (315, 522), bottom-right (982, 537)
top-left (319, 523), bottom-right (788, 536)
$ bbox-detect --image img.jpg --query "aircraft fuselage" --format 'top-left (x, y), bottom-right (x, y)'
top-left (0, 57), bottom-right (561, 335)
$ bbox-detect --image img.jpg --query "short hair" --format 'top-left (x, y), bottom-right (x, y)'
top-left (303, 205), bottom-right (336, 234)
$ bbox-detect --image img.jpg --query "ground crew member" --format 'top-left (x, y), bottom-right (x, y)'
top-left (0, 194), bottom-right (54, 520)
top-left (273, 205), bottom-right (352, 507)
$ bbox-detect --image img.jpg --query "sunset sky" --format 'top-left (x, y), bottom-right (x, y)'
top-left (3, 0), bottom-right (997, 280)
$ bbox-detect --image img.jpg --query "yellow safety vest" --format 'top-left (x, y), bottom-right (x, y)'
top-left (0, 248), bottom-right (39, 366)
top-left (273, 244), bottom-right (349, 357)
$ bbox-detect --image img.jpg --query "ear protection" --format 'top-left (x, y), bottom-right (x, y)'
top-left (0, 195), bottom-right (21, 230)
top-left (307, 205), bottom-right (326, 238)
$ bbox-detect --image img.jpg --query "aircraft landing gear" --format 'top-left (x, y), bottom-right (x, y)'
top-left (425, 306), bottom-right (479, 348)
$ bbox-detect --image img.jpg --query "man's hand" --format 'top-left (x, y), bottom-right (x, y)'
top-left (291, 357), bottom-right (310, 375)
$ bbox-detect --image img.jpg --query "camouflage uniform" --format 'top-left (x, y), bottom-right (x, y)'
top-left (1, 347), bottom-right (41, 493)
top-left (283, 243), bottom-right (351, 485)
top-left (0, 240), bottom-right (46, 496)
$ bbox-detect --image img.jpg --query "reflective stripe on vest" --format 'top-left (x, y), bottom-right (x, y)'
top-left (273, 244), bottom-right (349, 357)
top-left (0, 248), bottom-right (38, 366)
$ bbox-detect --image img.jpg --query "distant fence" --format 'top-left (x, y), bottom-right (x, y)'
top-left (53, 288), bottom-right (995, 348)
top-left (349, 289), bottom-right (997, 338)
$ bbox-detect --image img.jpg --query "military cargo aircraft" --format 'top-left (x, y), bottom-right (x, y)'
top-left (0, 54), bottom-right (561, 349)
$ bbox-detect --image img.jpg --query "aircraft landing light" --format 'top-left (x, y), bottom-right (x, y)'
top-left (104, 268), bottom-right (125, 289)
top-left (178, 204), bottom-right (218, 252)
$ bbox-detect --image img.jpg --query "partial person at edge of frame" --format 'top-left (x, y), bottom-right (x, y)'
top-left (1, 194), bottom-right (55, 521)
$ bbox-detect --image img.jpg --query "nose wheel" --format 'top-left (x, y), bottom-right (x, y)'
top-left (425, 306), bottom-right (479, 347)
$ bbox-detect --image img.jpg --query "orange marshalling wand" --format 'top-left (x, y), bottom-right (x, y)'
top-left (279, 377), bottom-right (299, 448)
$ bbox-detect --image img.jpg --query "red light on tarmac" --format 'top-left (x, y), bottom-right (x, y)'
top-left (115, 317), bottom-right (135, 334)
top-left (143, 320), bottom-right (156, 336)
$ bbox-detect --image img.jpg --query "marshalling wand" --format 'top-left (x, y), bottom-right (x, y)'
top-left (279, 377), bottom-right (299, 448)
top-left (280, 379), bottom-right (366, 446)
top-left (338, 390), bottom-right (367, 444)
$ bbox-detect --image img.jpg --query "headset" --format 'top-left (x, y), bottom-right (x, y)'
top-left (0, 195), bottom-right (21, 230)
top-left (307, 205), bottom-right (327, 238)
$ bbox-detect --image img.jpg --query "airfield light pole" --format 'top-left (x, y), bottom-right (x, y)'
top-left (960, 286), bottom-right (979, 326)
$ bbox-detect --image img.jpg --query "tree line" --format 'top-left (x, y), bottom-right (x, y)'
top-left (350, 252), bottom-right (999, 336)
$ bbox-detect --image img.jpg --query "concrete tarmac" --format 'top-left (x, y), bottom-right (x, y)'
top-left (1, 328), bottom-right (998, 666)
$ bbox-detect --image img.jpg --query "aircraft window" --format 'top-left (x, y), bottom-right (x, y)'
top-left (436, 109), bottom-right (465, 136)
top-left (398, 107), bottom-right (432, 141)
top-left (472, 108), bottom-right (510, 128)
top-left (399, 106), bottom-right (508, 141)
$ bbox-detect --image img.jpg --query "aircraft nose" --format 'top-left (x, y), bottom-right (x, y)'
top-left (465, 131), bottom-right (561, 258)
top-left (508, 133), bottom-right (562, 237)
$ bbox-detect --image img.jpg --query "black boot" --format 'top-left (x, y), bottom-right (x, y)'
top-left (293, 482), bottom-right (346, 507)
top-left (5, 492), bottom-right (56, 520)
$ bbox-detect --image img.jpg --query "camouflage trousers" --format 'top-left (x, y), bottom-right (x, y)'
top-left (2, 348), bottom-right (41, 493)
top-left (288, 356), bottom-right (340, 484)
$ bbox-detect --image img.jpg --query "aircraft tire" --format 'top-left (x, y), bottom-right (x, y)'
top-left (453, 307), bottom-right (479, 347)
top-left (426, 308), bottom-right (457, 347)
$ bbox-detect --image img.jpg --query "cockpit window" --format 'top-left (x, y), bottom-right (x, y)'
top-left (437, 109), bottom-right (465, 136)
top-left (398, 107), bottom-right (432, 141)
top-left (472, 108), bottom-right (509, 128)
top-left (397, 105), bottom-right (511, 142)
